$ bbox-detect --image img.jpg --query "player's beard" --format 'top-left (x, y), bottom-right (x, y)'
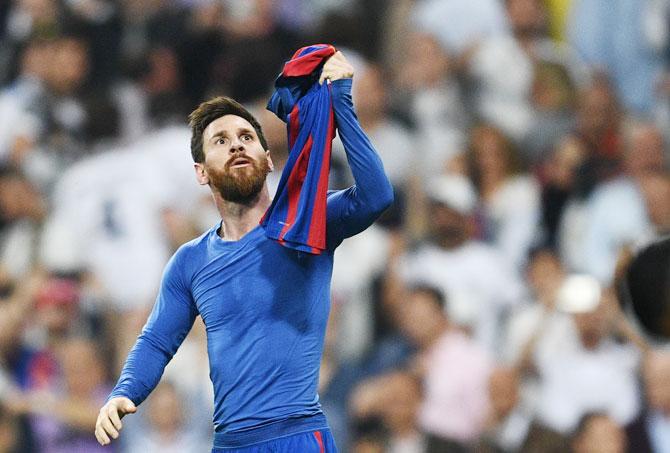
top-left (207, 154), bottom-right (271, 203)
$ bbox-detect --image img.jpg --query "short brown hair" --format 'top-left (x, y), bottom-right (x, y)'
top-left (188, 96), bottom-right (269, 163)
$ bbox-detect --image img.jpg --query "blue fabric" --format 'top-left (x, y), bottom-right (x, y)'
top-left (212, 428), bottom-right (337, 452)
top-left (262, 44), bottom-right (337, 254)
top-left (108, 78), bottom-right (393, 447)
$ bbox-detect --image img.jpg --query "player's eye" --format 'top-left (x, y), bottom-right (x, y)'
top-left (242, 134), bottom-right (253, 141)
top-left (216, 137), bottom-right (227, 145)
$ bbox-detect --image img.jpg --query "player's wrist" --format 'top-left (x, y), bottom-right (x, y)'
top-left (330, 78), bottom-right (353, 100)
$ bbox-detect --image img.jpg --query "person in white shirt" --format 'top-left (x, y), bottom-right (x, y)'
top-left (399, 174), bottom-right (526, 354)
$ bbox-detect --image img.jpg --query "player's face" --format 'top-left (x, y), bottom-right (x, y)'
top-left (197, 115), bottom-right (273, 202)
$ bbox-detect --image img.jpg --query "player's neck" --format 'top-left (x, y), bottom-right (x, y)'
top-left (213, 185), bottom-right (272, 241)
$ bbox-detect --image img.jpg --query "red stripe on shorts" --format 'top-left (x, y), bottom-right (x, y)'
top-left (314, 430), bottom-right (325, 453)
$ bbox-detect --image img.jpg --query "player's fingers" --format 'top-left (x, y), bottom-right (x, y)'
top-left (108, 405), bottom-right (123, 431)
top-left (100, 415), bottom-right (119, 439)
top-left (122, 399), bottom-right (137, 414)
top-left (319, 72), bottom-right (331, 85)
top-left (95, 422), bottom-right (111, 445)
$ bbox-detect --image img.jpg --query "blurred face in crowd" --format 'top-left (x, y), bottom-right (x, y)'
top-left (643, 351), bottom-right (670, 415)
top-left (531, 63), bottom-right (575, 112)
top-left (506, 0), bottom-right (547, 37)
top-left (639, 173), bottom-right (670, 234)
top-left (147, 382), bottom-right (184, 435)
top-left (572, 292), bottom-right (613, 350)
top-left (200, 115), bottom-right (273, 203)
top-left (352, 438), bottom-right (385, 453)
top-left (625, 124), bottom-right (666, 177)
top-left (401, 32), bottom-right (450, 90)
top-left (400, 289), bottom-right (446, 348)
top-left (470, 125), bottom-right (517, 182)
top-left (47, 37), bottom-right (89, 95)
top-left (353, 65), bottom-right (386, 123)
top-left (58, 338), bottom-right (106, 398)
top-left (0, 173), bottom-right (46, 222)
top-left (35, 279), bottom-right (80, 337)
top-left (572, 415), bottom-right (627, 453)
top-left (577, 80), bottom-right (619, 139)
top-left (20, 39), bottom-right (54, 81)
top-left (548, 137), bottom-right (586, 189)
top-left (19, 0), bottom-right (58, 24)
top-left (527, 249), bottom-right (564, 303)
top-left (143, 47), bottom-right (183, 98)
top-left (428, 201), bottom-right (470, 249)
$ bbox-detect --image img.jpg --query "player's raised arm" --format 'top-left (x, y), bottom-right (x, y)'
top-left (324, 52), bottom-right (394, 246)
top-left (94, 249), bottom-right (198, 446)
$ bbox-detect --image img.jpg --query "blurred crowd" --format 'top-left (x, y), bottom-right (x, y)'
top-left (1, 0), bottom-right (670, 452)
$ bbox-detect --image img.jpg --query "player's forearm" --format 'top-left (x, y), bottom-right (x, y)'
top-left (108, 333), bottom-right (172, 406)
top-left (331, 79), bottom-right (394, 213)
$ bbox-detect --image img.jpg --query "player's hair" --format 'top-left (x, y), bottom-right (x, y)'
top-left (188, 96), bottom-right (269, 163)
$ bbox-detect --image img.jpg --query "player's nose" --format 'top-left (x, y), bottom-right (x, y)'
top-left (229, 136), bottom-right (245, 153)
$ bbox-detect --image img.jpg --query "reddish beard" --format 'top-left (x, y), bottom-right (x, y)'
top-left (207, 154), bottom-right (271, 203)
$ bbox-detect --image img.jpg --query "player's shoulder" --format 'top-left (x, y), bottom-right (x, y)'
top-left (176, 227), bottom-right (213, 255)
top-left (170, 227), bottom-right (215, 268)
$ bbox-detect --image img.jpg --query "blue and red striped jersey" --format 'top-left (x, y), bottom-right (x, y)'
top-left (262, 44), bottom-right (338, 254)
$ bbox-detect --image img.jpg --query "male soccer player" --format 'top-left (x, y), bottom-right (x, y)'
top-left (94, 50), bottom-right (393, 452)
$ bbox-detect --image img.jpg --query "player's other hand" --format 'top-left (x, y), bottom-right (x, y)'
top-left (319, 51), bottom-right (354, 85)
top-left (95, 396), bottom-right (137, 446)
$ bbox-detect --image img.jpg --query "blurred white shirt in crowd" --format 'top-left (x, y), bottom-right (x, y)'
top-left (412, 0), bottom-right (510, 55)
top-left (400, 241), bottom-right (526, 353)
top-left (40, 126), bottom-right (207, 310)
top-left (366, 120), bottom-right (415, 187)
top-left (332, 224), bottom-right (390, 361)
top-left (581, 178), bottom-right (653, 284)
top-left (534, 323), bottom-right (641, 433)
top-left (469, 36), bottom-right (534, 141)
top-left (484, 175), bottom-right (541, 270)
top-left (410, 83), bottom-right (466, 179)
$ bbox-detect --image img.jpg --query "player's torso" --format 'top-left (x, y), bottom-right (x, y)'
top-left (187, 226), bottom-right (334, 428)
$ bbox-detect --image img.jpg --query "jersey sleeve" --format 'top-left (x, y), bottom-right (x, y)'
top-left (107, 249), bottom-right (198, 406)
top-left (326, 78), bottom-right (394, 248)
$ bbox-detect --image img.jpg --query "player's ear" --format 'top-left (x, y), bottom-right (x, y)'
top-left (266, 150), bottom-right (274, 172)
top-left (194, 163), bottom-right (209, 185)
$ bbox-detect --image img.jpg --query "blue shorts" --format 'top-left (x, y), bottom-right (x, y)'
top-left (211, 428), bottom-right (337, 452)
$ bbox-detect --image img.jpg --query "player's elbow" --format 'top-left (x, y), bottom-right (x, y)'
top-left (370, 180), bottom-right (394, 216)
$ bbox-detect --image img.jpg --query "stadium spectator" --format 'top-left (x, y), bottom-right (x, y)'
top-left (350, 371), bottom-right (425, 453)
top-left (125, 381), bottom-right (210, 453)
top-left (571, 413), bottom-right (628, 453)
top-left (538, 135), bottom-right (587, 251)
top-left (0, 37), bottom-right (52, 169)
top-left (395, 32), bottom-right (467, 177)
top-left (397, 174), bottom-right (526, 353)
top-left (399, 285), bottom-right (493, 452)
top-left (352, 62), bottom-right (414, 188)
top-left (410, 0), bottom-right (509, 58)
top-left (580, 122), bottom-right (667, 283)
top-left (26, 337), bottom-right (111, 453)
top-left (466, 124), bottom-right (541, 268)
top-left (0, 168), bottom-right (46, 278)
top-left (532, 282), bottom-right (641, 440)
top-left (568, 0), bottom-right (667, 115)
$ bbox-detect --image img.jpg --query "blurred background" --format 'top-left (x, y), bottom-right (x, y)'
top-left (0, 0), bottom-right (669, 452)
